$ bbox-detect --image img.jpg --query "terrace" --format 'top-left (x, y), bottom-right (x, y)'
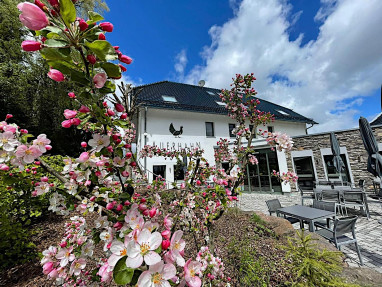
top-left (238, 192), bottom-right (382, 273)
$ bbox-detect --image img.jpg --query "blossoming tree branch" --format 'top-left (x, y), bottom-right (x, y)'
top-left (0, 0), bottom-right (297, 286)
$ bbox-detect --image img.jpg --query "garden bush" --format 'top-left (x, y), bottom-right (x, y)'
top-left (0, 155), bottom-right (66, 269)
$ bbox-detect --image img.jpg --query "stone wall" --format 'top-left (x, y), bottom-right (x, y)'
top-left (286, 125), bottom-right (382, 192)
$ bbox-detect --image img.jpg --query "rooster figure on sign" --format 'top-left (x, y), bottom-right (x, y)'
top-left (169, 123), bottom-right (183, 138)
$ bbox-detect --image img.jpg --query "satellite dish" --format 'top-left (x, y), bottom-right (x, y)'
top-left (198, 80), bottom-right (205, 87)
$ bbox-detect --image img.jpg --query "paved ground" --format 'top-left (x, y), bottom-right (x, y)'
top-left (238, 192), bottom-right (382, 273)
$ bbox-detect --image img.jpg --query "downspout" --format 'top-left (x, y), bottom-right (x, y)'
top-left (144, 106), bottom-right (148, 175)
top-left (306, 123), bottom-right (315, 135)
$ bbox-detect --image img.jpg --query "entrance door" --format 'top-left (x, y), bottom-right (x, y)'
top-left (244, 149), bottom-right (281, 192)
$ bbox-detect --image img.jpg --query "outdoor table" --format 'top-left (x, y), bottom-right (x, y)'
top-left (277, 205), bottom-right (335, 232)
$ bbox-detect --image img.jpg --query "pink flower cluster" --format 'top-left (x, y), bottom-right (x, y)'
top-left (272, 170), bottom-right (299, 185)
top-left (264, 131), bottom-right (294, 152)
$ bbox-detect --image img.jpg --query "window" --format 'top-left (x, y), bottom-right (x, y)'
top-left (323, 154), bottom-right (351, 183)
top-left (277, 110), bottom-right (289, 116)
top-left (153, 165), bottom-right (166, 181)
top-left (162, 95), bottom-right (177, 102)
top-left (229, 124), bottom-right (236, 137)
top-left (222, 162), bottom-right (230, 173)
top-left (215, 101), bottom-right (226, 106)
top-left (205, 122), bottom-right (214, 137)
top-left (206, 91), bottom-right (216, 96)
top-left (249, 125), bottom-right (257, 138)
top-left (267, 126), bottom-right (273, 133)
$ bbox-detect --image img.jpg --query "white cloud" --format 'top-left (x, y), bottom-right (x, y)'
top-left (184, 0), bottom-right (382, 133)
top-left (174, 49), bottom-right (188, 81)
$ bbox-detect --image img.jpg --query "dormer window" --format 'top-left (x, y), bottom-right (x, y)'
top-left (162, 95), bottom-right (177, 102)
top-left (215, 101), bottom-right (226, 106)
top-left (277, 110), bottom-right (289, 116)
top-left (206, 91), bottom-right (216, 96)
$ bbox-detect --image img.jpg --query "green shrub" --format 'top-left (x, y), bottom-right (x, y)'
top-left (284, 230), bottom-right (359, 287)
top-left (0, 155), bottom-right (66, 270)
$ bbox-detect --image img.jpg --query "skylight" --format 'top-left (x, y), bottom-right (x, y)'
top-left (206, 91), bottom-right (216, 96)
top-left (162, 95), bottom-right (177, 102)
top-left (277, 110), bottom-right (289, 116)
top-left (216, 101), bottom-right (226, 106)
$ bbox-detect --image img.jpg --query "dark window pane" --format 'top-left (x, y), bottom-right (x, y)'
top-left (267, 126), bottom-right (273, 133)
top-left (249, 125), bottom-right (256, 138)
top-left (205, 122), bottom-right (214, 137)
top-left (153, 165), bottom-right (166, 181)
top-left (222, 162), bottom-right (229, 172)
top-left (229, 124), bottom-right (235, 137)
top-left (323, 154), bottom-right (350, 183)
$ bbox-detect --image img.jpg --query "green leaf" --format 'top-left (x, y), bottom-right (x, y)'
top-left (99, 80), bottom-right (116, 94)
top-left (101, 63), bottom-right (121, 78)
top-left (113, 256), bottom-right (134, 285)
top-left (85, 40), bottom-right (118, 61)
top-left (87, 11), bottom-right (104, 24)
top-left (44, 39), bottom-right (67, 48)
top-left (60, 0), bottom-right (76, 26)
top-left (46, 60), bottom-right (89, 85)
top-left (43, 26), bottom-right (63, 34)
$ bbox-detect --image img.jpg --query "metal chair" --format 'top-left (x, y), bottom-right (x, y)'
top-left (312, 200), bottom-right (338, 229)
top-left (315, 215), bottom-right (363, 265)
top-left (298, 184), bottom-right (314, 206)
top-left (265, 199), bottom-right (303, 228)
top-left (342, 191), bottom-right (370, 219)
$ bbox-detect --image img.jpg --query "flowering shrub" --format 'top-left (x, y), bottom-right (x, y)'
top-left (0, 0), bottom-right (299, 285)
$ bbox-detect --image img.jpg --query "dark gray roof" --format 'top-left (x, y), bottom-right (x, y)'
top-left (371, 113), bottom-right (382, 126)
top-left (134, 81), bottom-right (317, 124)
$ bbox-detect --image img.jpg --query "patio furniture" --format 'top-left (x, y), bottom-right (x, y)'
top-left (265, 199), bottom-right (303, 228)
top-left (315, 215), bottom-right (363, 265)
top-left (276, 205), bottom-right (335, 232)
top-left (341, 190), bottom-right (370, 219)
top-left (312, 200), bottom-right (338, 229)
top-left (298, 184), bottom-right (314, 206)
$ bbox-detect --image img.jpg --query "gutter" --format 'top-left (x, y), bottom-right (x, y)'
top-left (144, 106), bottom-right (148, 174)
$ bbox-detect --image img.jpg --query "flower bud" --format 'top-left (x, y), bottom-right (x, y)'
top-left (121, 170), bottom-right (129, 177)
top-left (41, 176), bottom-right (49, 182)
top-left (116, 204), bottom-right (123, 211)
top-left (21, 40), bottom-right (42, 52)
top-left (48, 0), bottom-right (59, 8)
top-left (68, 92), bottom-right (76, 98)
top-left (124, 200), bottom-right (131, 206)
top-left (78, 18), bottom-right (88, 31)
top-left (162, 239), bottom-right (170, 250)
top-left (98, 33), bottom-right (106, 40)
top-left (45, 145), bottom-right (52, 151)
top-left (106, 202), bottom-right (114, 210)
top-left (63, 109), bottom-right (77, 119)
top-left (107, 146), bottom-right (113, 153)
top-left (130, 161), bottom-right (137, 167)
top-left (34, 0), bottom-right (46, 10)
top-left (90, 196), bottom-right (96, 202)
top-left (17, 2), bottom-right (49, 31)
top-left (149, 208), bottom-right (157, 218)
top-left (93, 73), bottom-right (107, 89)
top-left (161, 230), bottom-right (171, 240)
top-left (119, 64), bottom-right (127, 72)
top-left (119, 54), bottom-right (133, 65)
top-left (70, 118), bottom-right (81, 126)
top-left (47, 69), bottom-right (65, 82)
top-left (79, 105), bottom-right (90, 113)
top-left (113, 222), bottom-right (123, 230)
top-left (6, 114), bottom-right (13, 119)
top-left (86, 54), bottom-right (96, 65)
top-left (61, 120), bottom-right (72, 128)
top-left (107, 109), bottom-right (115, 116)
top-left (99, 22), bottom-right (113, 32)
top-left (114, 103), bottom-right (125, 112)
top-left (125, 152), bottom-right (132, 159)
top-left (120, 113), bottom-right (127, 119)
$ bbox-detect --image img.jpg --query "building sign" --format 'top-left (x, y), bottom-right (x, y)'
top-left (151, 141), bottom-right (201, 150)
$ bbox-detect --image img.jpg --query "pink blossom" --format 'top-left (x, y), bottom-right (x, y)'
top-left (137, 261), bottom-right (176, 287)
top-left (33, 134), bottom-right (51, 153)
top-left (70, 118), bottom-right (81, 126)
top-left (164, 215), bottom-right (172, 230)
top-left (15, 145), bottom-right (42, 163)
top-left (184, 259), bottom-right (202, 287)
top-left (78, 152), bottom-right (89, 163)
top-left (61, 120), bottom-right (72, 128)
top-left (56, 246), bottom-right (75, 267)
top-left (69, 258), bottom-right (86, 276)
top-left (125, 228), bottom-right (162, 268)
top-left (17, 2), bottom-right (49, 31)
top-left (99, 22), bottom-right (114, 32)
top-left (93, 73), bottom-right (107, 88)
top-left (167, 230), bottom-right (185, 266)
top-left (97, 262), bottom-right (112, 282)
top-left (63, 109), bottom-right (77, 119)
top-left (0, 131), bottom-right (18, 151)
top-left (47, 69), bottom-right (65, 82)
top-left (42, 262), bottom-right (54, 275)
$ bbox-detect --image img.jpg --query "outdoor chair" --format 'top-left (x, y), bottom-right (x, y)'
top-left (298, 184), bottom-right (314, 206)
top-left (342, 191), bottom-right (370, 219)
top-left (315, 215), bottom-right (363, 265)
top-left (265, 199), bottom-right (303, 228)
top-left (312, 200), bottom-right (338, 229)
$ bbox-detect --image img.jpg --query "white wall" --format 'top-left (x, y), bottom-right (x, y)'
top-left (137, 107), bottom-right (307, 191)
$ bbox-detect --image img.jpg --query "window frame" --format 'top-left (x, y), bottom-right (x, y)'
top-left (228, 123), bottom-right (236, 138)
top-left (205, 122), bottom-right (215, 137)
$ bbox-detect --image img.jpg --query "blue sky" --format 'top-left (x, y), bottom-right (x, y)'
top-left (104, 0), bottom-right (382, 132)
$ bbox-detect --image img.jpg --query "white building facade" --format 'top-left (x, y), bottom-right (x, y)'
top-left (134, 81), bottom-right (316, 194)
